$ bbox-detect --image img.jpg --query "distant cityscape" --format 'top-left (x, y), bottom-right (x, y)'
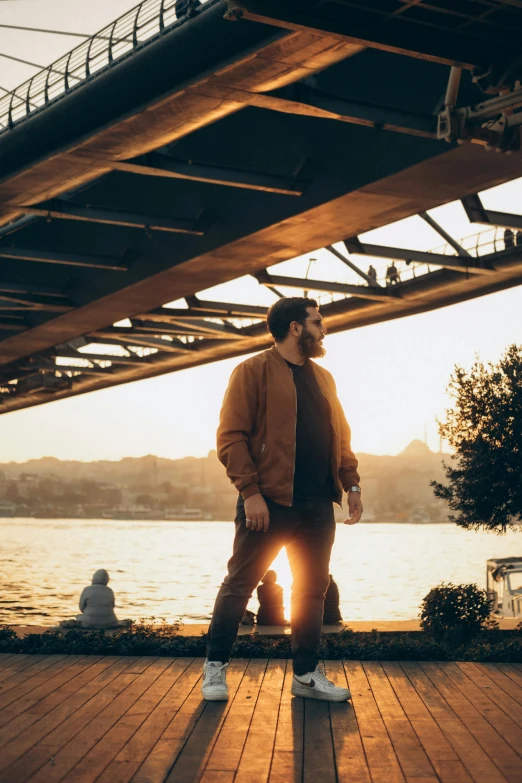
top-left (0, 440), bottom-right (450, 523)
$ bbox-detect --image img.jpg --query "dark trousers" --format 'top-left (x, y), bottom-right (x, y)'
top-left (207, 495), bottom-right (336, 675)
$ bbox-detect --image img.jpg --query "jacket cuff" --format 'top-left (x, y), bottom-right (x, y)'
top-left (341, 473), bottom-right (361, 492)
top-left (241, 483), bottom-right (261, 500)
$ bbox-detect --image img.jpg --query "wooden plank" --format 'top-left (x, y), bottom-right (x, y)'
top-left (0, 656), bottom-right (119, 778)
top-left (235, 659), bottom-right (286, 783)
top-left (475, 664), bottom-right (522, 706)
top-left (268, 661), bottom-right (303, 783)
top-left (0, 656), bottom-right (43, 683)
top-left (303, 697), bottom-right (336, 783)
top-left (199, 773), bottom-right (235, 783)
top-left (202, 659), bottom-right (267, 775)
top-left (0, 657), bottom-right (136, 783)
top-left (493, 664), bottom-right (522, 691)
top-left (57, 657), bottom-right (176, 783)
top-left (0, 656), bottom-right (95, 736)
top-left (14, 657), bottom-right (144, 783)
top-left (382, 661), bottom-right (473, 783)
top-left (0, 656), bottom-right (67, 697)
top-left (436, 662), bottom-right (522, 759)
top-left (457, 663), bottom-right (522, 730)
top-left (420, 662), bottom-right (521, 783)
top-left (25, 657), bottom-right (167, 783)
top-left (163, 658), bottom-right (253, 783)
top-left (344, 661), bottom-right (405, 783)
top-left (0, 655), bottom-right (17, 665)
top-left (401, 661), bottom-right (507, 783)
top-left (325, 660), bottom-right (371, 783)
top-left (363, 662), bottom-right (438, 782)
top-left (88, 658), bottom-right (194, 783)
top-left (0, 655), bottom-right (82, 716)
top-left (130, 658), bottom-right (212, 783)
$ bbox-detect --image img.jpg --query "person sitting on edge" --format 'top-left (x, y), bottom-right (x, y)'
top-left (60, 569), bottom-right (130, 629)
top-left (256, 570), bottom-right (288, 625)
top-left (323, 574), bottom-right (343, 625)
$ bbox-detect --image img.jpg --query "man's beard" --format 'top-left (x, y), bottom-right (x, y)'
top-left (298, 327), bottom-right (326, 358)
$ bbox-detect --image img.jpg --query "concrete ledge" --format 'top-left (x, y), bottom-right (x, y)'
top-left (9, 617), bottom-right (520, 638)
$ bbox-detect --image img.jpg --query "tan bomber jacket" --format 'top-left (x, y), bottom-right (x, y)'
top-left (216, 346), bottom-right (360, 507)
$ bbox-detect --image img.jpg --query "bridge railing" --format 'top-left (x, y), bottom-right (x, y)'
top-left (312, 225), bottom-right (515, 306)
top-left (0, 0), bottom-right (214, 133)
top-left (371, 225), bottom-right (517, 287)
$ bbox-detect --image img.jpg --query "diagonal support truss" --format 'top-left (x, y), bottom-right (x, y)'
top-left (104, 152), bottom-right (307, 196)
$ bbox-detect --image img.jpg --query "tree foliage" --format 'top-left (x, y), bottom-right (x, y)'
top-left (419, 583), bottom-right (491, 641)
top-left (432, 344), bottom-right (522, 532)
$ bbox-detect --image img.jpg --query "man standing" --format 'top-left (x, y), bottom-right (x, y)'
top-left (202, 297), bottom-right (363, 702)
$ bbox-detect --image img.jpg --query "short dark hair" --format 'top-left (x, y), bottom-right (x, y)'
top-left (266, 297), bottom-right (318, 341)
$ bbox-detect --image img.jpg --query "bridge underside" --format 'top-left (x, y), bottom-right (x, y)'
top-left (1, 0), bottom-right (522, 413)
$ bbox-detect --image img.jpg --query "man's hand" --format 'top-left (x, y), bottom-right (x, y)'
top-left (244, 493), bottom-right (270, 533)
top-left (344, 491), bottom-right (363, 525)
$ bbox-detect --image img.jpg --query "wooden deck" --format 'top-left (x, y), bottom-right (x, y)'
top-left (0, 654), bottom-right (521, 783)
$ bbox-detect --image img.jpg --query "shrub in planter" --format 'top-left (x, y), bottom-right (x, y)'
top-left (420, 582), bottom-right (491, 641)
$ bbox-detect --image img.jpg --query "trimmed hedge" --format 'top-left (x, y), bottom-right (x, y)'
top-left (1, 624), bottom-right (521, 662)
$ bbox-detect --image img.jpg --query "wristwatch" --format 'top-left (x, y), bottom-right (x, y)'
top-left (348, 485), bottom-right (361, 493)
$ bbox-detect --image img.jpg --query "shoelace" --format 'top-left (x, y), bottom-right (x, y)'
top-left (206, 664), bottom-right (227, 685)
top-left (312, 665), bottom-right (336, 688)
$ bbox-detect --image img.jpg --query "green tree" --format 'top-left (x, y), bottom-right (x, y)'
top-left (431, 344), bottom-right (522, 532)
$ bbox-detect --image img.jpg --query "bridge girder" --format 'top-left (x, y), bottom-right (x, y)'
top-left (1, 0), bottom-right (522, 411)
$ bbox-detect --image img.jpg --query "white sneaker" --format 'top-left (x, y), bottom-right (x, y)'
top-left (291, 664), bottom-right (351, 702)
top-left (201, 660), bottom-right (229, 701)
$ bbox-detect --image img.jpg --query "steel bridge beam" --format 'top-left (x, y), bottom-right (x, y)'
top-left (0, 292), bottom-right (71, 312)
top-left (109, 153), bottom-right (306, 196)
top-left (0, 246), bottom-right (128, 271)
top-left (244, 86), bottom-right (436, 139)
top-left (19, 200), bottom-right (205, 236)
top-left (136, 312), bottom-right (245, 336)
top-left (182, 299), bottom-right (268, 317)
top-left (132, 319), bottom-right (245, 340)
top-left (419, 212), bottom-right (471, 258)
top-left (462, 194), bottom-right (522, 232)
top-left (51, 349), bottom-right (153, 366)
top-left (224, 1), bottom-right (501, 69)
top-left (326, 245), bottom-right (375, 285)
top-left (255, 271), bottom-right (402, 302)
top-left (90, 330), bottom-right (195, 353)
top-left (0, 281), bottom-right (68, 297)
top-left (343, 240), bottom-right (495, 274)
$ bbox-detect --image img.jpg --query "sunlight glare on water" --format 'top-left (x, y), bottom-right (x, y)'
top-left (0, 519), bottom-right (519, 626)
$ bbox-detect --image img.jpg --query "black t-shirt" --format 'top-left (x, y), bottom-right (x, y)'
top-left (286, 359), bottom-right (335, 500)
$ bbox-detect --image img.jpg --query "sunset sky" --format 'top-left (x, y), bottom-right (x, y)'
top-left (0, 0), bottom-right (521, 463)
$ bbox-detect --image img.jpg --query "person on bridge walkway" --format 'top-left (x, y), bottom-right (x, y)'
top-left (256, 569), bottom-right (288, 626)
top-left (386, 261), bottom-right (400, 285)
top-left (504, 228), bottom-right (515, 249)
top-left (367, 264), bottom-right (378, 286)
top-left (202, 297), bottom-right (363, 703)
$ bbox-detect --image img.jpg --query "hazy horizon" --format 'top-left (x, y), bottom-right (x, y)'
top-left (0, 436), bottom-right (448, 466)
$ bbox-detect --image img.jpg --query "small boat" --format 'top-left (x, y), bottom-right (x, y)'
top-left (487, 557), bottom-right (522, 618)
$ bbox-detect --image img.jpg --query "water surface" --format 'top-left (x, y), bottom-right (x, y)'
top-left (0, 519), bottom-right (519, 625)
